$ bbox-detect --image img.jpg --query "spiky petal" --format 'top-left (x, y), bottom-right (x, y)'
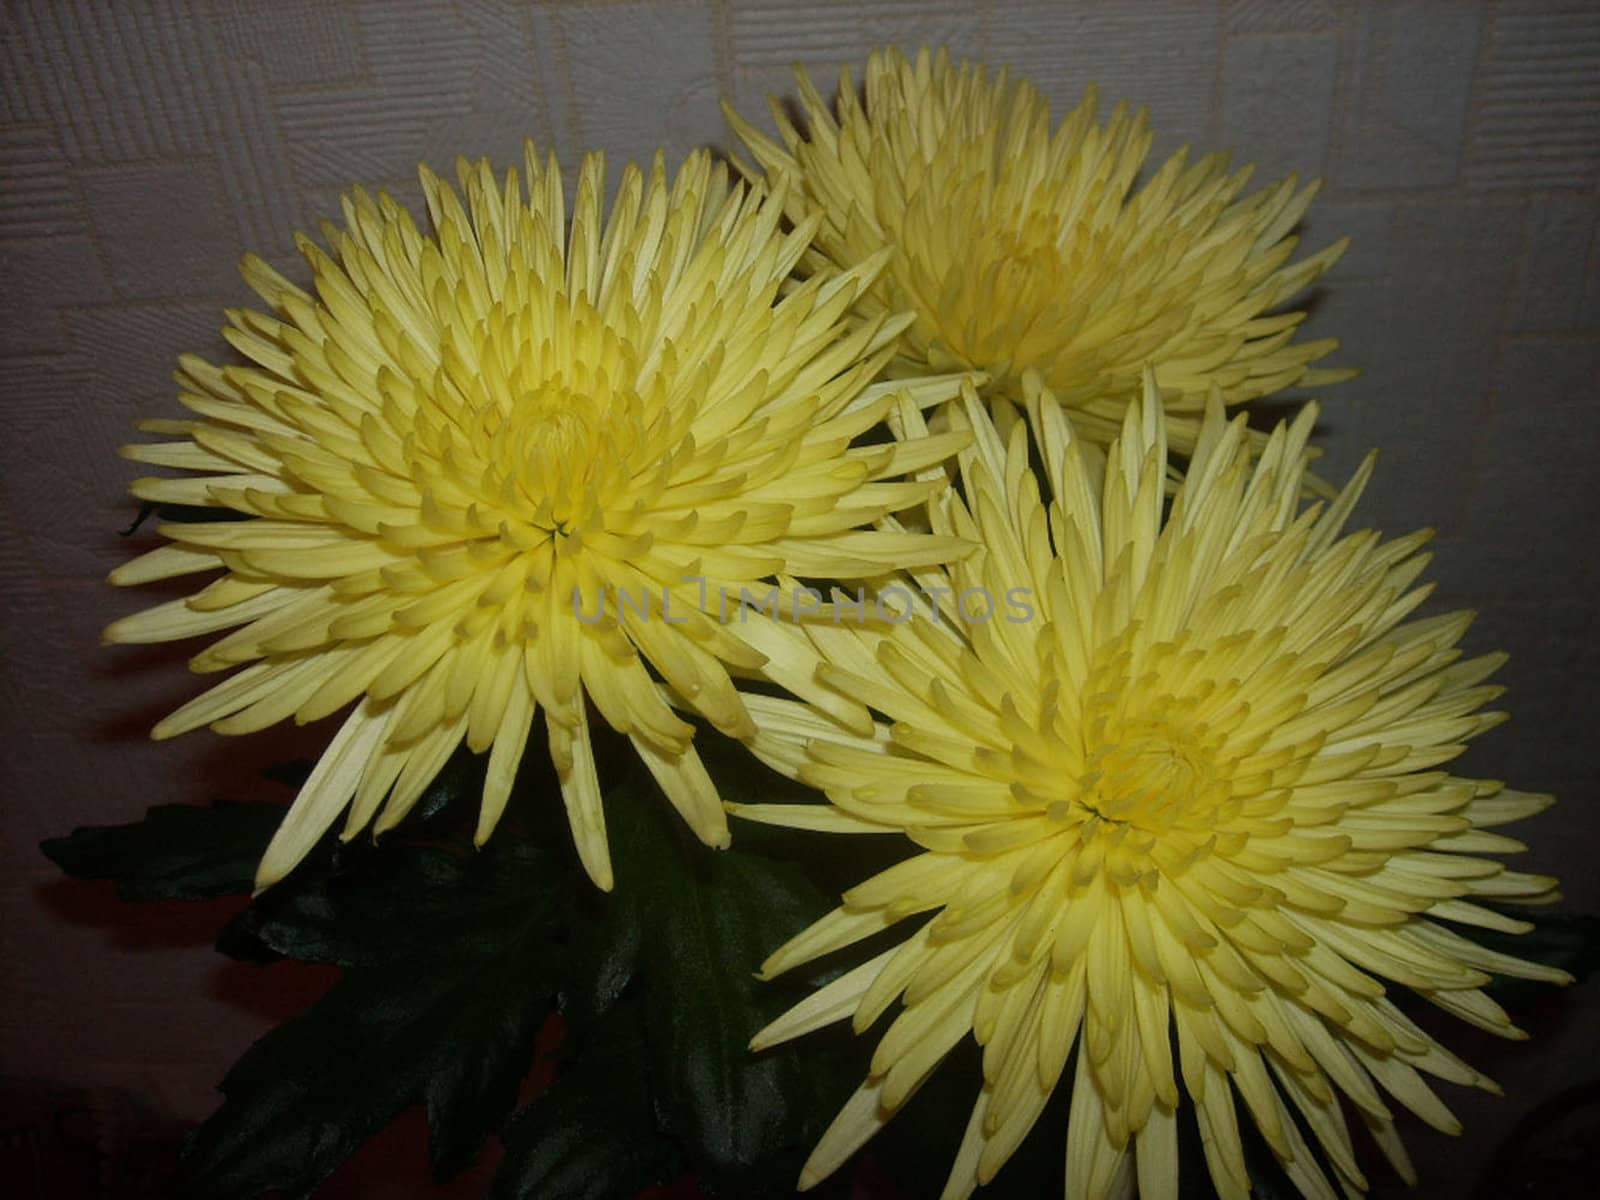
top-left (736, 375), bottom-right (1564, 1199)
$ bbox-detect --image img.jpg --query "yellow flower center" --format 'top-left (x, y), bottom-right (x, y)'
top-left (923, 203), bottom-right (1073, 385)
top-left (1032, 632), bottom-right (1253, 881)
top-left (1078, 727), bottom-right (1210, 829)
top-left (491, 374), bottom-right (644, 537)
top-left (400, 295), bottom-right (671, 583)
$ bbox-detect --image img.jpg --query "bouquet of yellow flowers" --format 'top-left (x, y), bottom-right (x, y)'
top-left (49, 46), bottom-right (1579, 1200)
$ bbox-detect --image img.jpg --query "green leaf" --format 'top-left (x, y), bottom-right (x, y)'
top-left (491, 743), bottom-right (858, 1199)
top-left (232, 843), bottom-right (530, 970)
top-left (492, 1001), bottom-right (674, 1200)
top-left (41, 801), bottom-right (284, 900)
top-left (604, 779), bottom-right (856, 1193)
top-left (174, 835), bottom-right (566, 1197)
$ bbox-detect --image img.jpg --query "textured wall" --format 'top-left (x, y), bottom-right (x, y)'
top-left (2, 0), bottom-right (1597, 1193)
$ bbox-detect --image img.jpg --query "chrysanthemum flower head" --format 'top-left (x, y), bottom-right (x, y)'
top-left (734, 378), bottom-right (1565, 1199)
top-left (104, 143), bottom-right (972, 892)
top-left (727, 46), bottom-right (1354, 455)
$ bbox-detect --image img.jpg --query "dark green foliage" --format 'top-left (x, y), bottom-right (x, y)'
top-left (42, 801), bottom-right (285, 900)
top-left (177, 908), bottom-right (553, 1194)
top-left (43, 731), bottom-right (859, 1197)
top-left (492, 1003), bottom-right (672, 1200)
top-left (555, 778), bottom-right (849, 1198)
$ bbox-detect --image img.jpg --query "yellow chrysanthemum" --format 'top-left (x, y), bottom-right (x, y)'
top-left (104, 144), bottom-right (973, 892)
top-left (727, 46), bottom-right (1354, 455)
top-left (733, 379), bottom-right (1565, 1199)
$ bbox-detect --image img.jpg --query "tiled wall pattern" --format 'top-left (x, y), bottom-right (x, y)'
top-left (2, 1), bottom-right (1596, 1193)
